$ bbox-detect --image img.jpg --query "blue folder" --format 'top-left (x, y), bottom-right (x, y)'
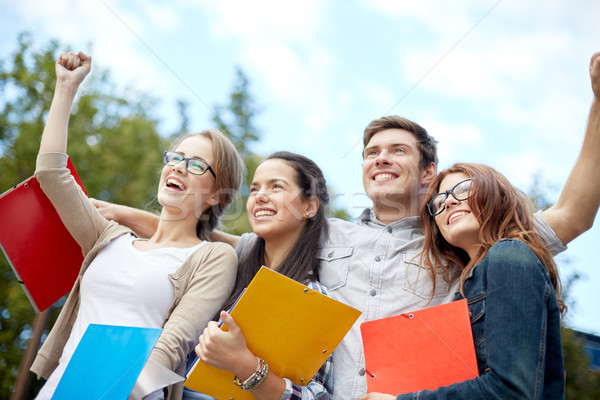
top-left (52, 324), bottom-right (162, 400)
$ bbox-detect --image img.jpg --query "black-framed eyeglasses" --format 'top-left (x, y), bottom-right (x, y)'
top-left (426, 178), bottom-right (472, 217)
top-left (162, 150), bottom-right (216, 179)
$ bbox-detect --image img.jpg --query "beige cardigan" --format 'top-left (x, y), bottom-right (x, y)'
top-left (31, 153), bottom-right (238, 399)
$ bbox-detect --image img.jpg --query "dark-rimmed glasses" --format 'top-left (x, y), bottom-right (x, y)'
top-left (162, 150), bottom-right (216, 178)
top-left (426, 178), bottom-right (472, 217)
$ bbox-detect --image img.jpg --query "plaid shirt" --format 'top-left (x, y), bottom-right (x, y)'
top-left (280, 280), bottom-right (334, 399)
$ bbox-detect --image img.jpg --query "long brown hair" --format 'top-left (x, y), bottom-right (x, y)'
top-left (419, 163), bottom-right (565, 314)
top-left (221, 151), bottom-right (330, 313)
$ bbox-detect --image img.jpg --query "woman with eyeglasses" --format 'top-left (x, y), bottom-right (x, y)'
top-left (360, 163), bottom-right (565, 399)
top-left (32, 51), bottom-right (244, 400)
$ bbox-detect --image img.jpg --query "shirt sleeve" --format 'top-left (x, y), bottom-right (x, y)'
top-left (280, 355), bottom-right (334, 400)
top-left (236, 232), bottom-right (259, 259)
top-left (532, 210), bottom-right (567, 256)
top-left (35, 152), bottom-right (111, 254)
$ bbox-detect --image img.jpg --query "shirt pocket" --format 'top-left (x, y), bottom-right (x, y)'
top-left (401, 252), bottom-right (453, 300)
top-left (317, 246), bottom-right (354, 291)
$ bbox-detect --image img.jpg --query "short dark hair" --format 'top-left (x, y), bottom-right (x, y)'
top-left (363, 115), bottom-right (438, 168)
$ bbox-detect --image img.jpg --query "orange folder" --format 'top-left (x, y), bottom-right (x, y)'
top-left (0, 158), bottom-right (86, 312)
top-left (184, 266), bottom-right (362, 400)
top-left (360, 299), bottom-right (478, 395)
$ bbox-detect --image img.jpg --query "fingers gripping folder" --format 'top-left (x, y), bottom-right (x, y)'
top-left (185, 267), bottom-right (362, 400)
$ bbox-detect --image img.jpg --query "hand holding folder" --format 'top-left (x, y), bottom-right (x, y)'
top-left (360, 299), bottom-right (478, 395)
top-left (185, 267), bottom-right (361, 400)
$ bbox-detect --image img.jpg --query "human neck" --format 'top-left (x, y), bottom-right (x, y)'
top-left (147, 210), bottom-right (202, 248)
top-left (371, 191), bottom-right (423, 225)
top-left (372, 202), bottom-right (419, 226)
top-left (263, 233), bottom-right (301, 270)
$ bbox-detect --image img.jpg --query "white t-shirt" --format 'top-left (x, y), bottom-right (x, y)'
top-left (36, 234), bottom-right (207, 400)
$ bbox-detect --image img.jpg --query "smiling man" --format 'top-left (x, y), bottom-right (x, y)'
top-left (361, 118), bottom-right (437, 225)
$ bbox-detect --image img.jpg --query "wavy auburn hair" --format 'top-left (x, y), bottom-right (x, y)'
top-left (419, 163), bottom-right (565, 315)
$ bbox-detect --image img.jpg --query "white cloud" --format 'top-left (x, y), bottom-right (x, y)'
top-left (194, 0), bottom-right (323, 41)
top-left (425, 121), bottom-right (484, 168)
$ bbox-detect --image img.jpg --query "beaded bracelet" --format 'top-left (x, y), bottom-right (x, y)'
top-left (233, 357), bottom-right (269, 391)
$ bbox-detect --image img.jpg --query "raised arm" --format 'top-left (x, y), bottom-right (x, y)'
top-left (39, 52), bottom-right (91, 155)
top-left (542, 52), bottom-right (600, 244)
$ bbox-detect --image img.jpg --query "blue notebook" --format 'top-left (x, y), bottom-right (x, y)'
top-left (52, 324), bottom-right (162, 400)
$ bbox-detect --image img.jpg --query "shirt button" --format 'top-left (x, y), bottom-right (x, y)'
top-left (375, 255), bottom-right (381, 262)
top-left (387, 227), bottom-right (392, 233)
top-left (328, 251), bottom-right (334, 258)
top-left (370, 289), bottom-right (376, 296)
top-left (358, 368), bottom-right (366, 376)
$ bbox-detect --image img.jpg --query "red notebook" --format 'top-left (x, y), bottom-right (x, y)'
top-left (0, 158), bottom-right (86, 312)
top-left (361, 299), bottom-right (479, 395)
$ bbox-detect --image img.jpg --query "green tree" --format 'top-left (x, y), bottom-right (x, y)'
top-left (527, 174), bottom-right (600, 398)
top-left (210, 67), bottom-right (262, 235)
top-left (562, 328), bottom-right (600, 399)
top-left (0, 33), bottom-right (163, 397)
top-left (209, 67), bottom-right (350, 234)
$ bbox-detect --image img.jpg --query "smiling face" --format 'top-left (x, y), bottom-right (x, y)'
top-left (246, 158), bottom-right (313, 243)
top-left (362, 129), bottom-right (434, 219)
top-left (157, 135), bottom-right (218, 220)
top-left (433, 172), bottom-right (481, 259)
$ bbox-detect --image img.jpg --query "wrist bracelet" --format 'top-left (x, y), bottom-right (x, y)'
top-left (233, 357), bottom-right (269, 391)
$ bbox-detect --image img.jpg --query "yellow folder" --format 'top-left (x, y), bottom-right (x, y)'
top-left (184, 266), bottom-right (361, 399)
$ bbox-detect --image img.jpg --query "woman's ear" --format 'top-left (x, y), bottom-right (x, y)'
top-left (206, 192), bottom-right (220, 207)
top-left (304, 196), bottom-right (320, 218)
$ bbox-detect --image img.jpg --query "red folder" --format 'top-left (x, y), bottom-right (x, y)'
top-left (0, 159), bottom-right (86, 312)
top-left (360, 299), bottom-right (478, 395)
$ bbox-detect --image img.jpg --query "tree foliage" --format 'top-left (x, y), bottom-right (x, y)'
top-left (562, 327), bottom-right (600, 399)
top-left (527, 174), bottom-right (600, 397)
top-left (209, 67), bottom-right (350, 233)
top-left (210, 67), bottom-right (262, 236)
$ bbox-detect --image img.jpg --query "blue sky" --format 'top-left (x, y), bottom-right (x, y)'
top-left (1, 0), bottom-right (599, 334)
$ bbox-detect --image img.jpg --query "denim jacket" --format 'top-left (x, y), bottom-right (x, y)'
top-left (396, 239), bottom-right (565, 400)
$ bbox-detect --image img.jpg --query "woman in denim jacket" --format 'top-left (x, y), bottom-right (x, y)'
top-left (362, 163), bottom-right (565, 400)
